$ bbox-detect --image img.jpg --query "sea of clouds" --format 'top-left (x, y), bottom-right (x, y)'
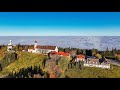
top-left (0, 36), bottom-right (120, 51)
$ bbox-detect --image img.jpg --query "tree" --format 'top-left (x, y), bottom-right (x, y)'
top-left (0, 52), bottom-right (18, 69)
top-left (0, 64), bottom-right (2, 71)
top-left (17, 43), bottom-right (21, 51)
top-left (95, 53), bottom-right (102, 59)
top-left (92, 48), bottom-right (96, 56)
top-left (106, 47), bottom-right (109, 51)
top-left (115, 48), bottom-right (117, 53)
top-left (76, 49), bottom-right (79, 55)
top-left (58, 47), bottom-right (64, 52)
top-left (12, 47), bottom-right (16, 52)
top-left (63, 48), bottom-right (65, 52)
top-left (25, 46), bottom-right (28, 51)
top-left (83, 49), bottom-right (86, 55)
top-left (79, 61), bottom-right (84, 70)
top-left (112, 48), bottom-right (117, 56)
top-left (86, 50), bottom-right (92, 56)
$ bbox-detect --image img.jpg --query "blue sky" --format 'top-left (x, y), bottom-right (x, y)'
top-left (0, 12), bottom-right (120, 36)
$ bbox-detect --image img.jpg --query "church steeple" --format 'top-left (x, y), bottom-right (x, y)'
top-left (35, 40), bottom-right (37, 43)
top-left (34, 40), bottom-right (38, 49)
top-left (8, 40), bottom-right (12, 45)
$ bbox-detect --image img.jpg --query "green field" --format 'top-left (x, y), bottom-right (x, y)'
top-left (65, 65), bottom-right (120, 78)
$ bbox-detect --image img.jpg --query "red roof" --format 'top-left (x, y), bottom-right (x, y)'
top-left (62, 53), bottom-right (70, 56)
top-left (77, 54), bottom-right (85, 59)
top-left (50, 51), bottom-right (70, 56)
top-left (36, 45), bottom-right (56, 50)
top-left (58, 51), bottom-right (64, 54)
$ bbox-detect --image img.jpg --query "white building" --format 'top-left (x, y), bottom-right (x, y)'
top-left (84, 58), bottom-right (110, 69)
top-left (7, 40), bottom-right (13, 52)
top-left (28, 41), bottom-right (58, 54)
top-left (75, 54), bottom-right (85, 62)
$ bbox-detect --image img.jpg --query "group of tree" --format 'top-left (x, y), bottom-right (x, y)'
top-left (58, 47), bottom-right (98, 56)
top-left (99, 48), bottom-right (120, 60)
top-left (44, 55), bottom-right (70, 78)
top-left (68, 60), bottom-right (84, 70)
top-left (59, 47), bottom-right (120, 57)
top-left (7, 65), bottom-right (49, 78)
top-left (0, 52), bottom-right (17, 71)
top-left (14, 43), bottom-right (34, 51)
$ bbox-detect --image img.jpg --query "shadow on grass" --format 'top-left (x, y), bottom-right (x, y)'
top-left (6, 65), bottom-right (50, 78)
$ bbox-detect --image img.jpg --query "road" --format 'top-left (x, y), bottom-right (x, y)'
top-left (107, 59), bottom-right (120, 66)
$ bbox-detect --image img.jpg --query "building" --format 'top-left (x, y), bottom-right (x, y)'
top-left (49, 51), bottom-right (70, 60)
top-left (50, 51), bottom-right (70, 57)
top-left (28, 41), bottom-right (58, 54)
top-left (35, 45), bottom-right (58, 54)
top-left (57, 51), bottom-right (70, 57)
top-left (75, 54), bottom-right (85, 62)
top-left (84, 57), bottom-right (110, 69)
top-left (7, 40), bottom-right (13, 52)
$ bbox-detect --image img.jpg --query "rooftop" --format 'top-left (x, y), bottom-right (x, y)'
top-left (50, 51), bottom-right (70, 56)
top-left (77, 54), bottom-right (85, 58)
top-left (36, 45), bottom-right (56, 50)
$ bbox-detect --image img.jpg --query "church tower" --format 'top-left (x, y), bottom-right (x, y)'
top-left (9, 40), bottom-right (12, 45)
top-left (34, 40), bottom-right (38, 49)
top-left (7, 40), bottom-right (13, 52)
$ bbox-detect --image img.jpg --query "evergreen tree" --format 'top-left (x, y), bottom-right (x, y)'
top-left (83, 49), bottom-right (86, 55)
top-left (115, 48), bottom-right (117, 53)
top-left (0, 64), bottom-right (2, 71)
top-left (63, 49), bottom-right (66, 52)
top-left (106, 47), bottom-right (109, 51)
top-left (76, 49), bottom-right (78, 55)
top-left (18, 43), bottom-right (21, 51)
top-left (25, 46), bottom-right (28, 51)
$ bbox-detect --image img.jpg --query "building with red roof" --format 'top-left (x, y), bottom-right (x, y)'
top-left (49, 51), bottom-right (70, 59)
top-left (75, 54), bottom-right (85, 62)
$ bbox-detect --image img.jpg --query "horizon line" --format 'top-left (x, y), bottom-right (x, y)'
top-left (0, 35), bottom-right (120, 37)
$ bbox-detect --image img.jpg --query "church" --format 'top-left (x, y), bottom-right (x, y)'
top-left (28, 41), bottom-right (58, 54)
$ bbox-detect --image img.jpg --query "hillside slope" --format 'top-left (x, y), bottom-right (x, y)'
top-left (0, 52), bottom-right (47, 77)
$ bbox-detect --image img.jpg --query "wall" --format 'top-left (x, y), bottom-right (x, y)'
top-left (55, 47), bottom-right (58, 52)
top-left (28, 49), bottom-right (34, 52)
top-left (84, 63), bottom-right (110, 69)
top-left (7, 45), bottom-right (13, 51)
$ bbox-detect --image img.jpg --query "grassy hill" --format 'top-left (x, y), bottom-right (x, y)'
top-left (0, 51), bottom-right (70, 78)
top-left (0, 51), bottom-right (120, 78)
top-left (0, 52), bottom-right (48, 77)
top-left (0, 47), bottom-right (7, 61)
